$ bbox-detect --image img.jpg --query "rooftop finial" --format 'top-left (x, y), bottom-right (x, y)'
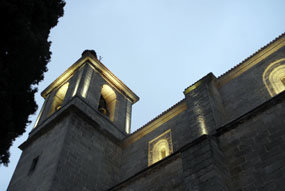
top-left (82, 49), bottom-right (97, 58)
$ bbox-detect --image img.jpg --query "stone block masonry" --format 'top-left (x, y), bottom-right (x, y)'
top-left (218, 92), bottom-right (285, 191)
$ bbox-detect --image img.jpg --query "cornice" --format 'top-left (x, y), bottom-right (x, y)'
top-left (217, 33), bottom-right (285, 87)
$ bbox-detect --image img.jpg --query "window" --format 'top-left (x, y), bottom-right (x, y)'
top-left (98, 85), bottom-right (117, 121)
top-left (49, 82), bottom-right (69, 115)
top-left (263, 59), bottom-right (285, 96)
top-left (148, 129), bottom-right (173, 166)
top-left (28, 156), bottom-right (39, 175)
top-left (152, 139), bottom-right (170, 162)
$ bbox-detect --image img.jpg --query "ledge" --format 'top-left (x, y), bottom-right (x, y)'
top-left (20, 96), bottom-right (126, 150)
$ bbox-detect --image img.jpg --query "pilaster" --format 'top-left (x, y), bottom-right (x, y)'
top-left (184, 73), bottom-right (226, 141)
top-left (181, 135), bottom-right (229, 191)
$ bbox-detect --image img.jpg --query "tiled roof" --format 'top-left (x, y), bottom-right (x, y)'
top-left (129, 98), bottom-right (185, 136)
top-left (218, 32), bottom-right (285, 79)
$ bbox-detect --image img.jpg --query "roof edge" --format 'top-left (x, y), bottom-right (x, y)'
top-left (123, 98), bottom-right (186, 145)
top-left (41, 52), bottom-right (139, 104)
top-left (217, 33), bottom-right (285, 86)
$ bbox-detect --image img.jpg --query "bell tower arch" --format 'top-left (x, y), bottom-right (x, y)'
top-left (98, 84), bottom-right (117, 121)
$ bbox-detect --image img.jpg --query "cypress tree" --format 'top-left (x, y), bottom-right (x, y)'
top-left (0, 0), bottom-right (65, 165)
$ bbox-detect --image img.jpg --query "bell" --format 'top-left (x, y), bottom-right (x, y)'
top-left (98, 95), bottom-right (109, 116)
top-left (99, 107), bottom-right (107, 115)
top-left (56, 105), bottom-right (61, 111)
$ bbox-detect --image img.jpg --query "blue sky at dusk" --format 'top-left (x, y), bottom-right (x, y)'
top-left (1, 0), bottom-right (285, 189)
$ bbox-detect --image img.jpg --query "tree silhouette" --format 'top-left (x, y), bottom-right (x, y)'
top-left (0, 0), bottom-right (65, 165)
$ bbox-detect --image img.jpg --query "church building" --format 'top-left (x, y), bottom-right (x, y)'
top-left (8, 33), bottom-right (285, 191)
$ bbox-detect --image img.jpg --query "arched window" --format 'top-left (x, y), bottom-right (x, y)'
top-left (49, 82), bottom-right (69, 115)
top-left (152, 139), bottom-right (170, 164)
top-left (98, 85), bottom-right (116, 121)
top-left (263, 59), bottom-right (285, 96)
top-left (148, 129), bottom-right (173, 166)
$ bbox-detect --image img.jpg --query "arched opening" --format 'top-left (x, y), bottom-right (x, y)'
top-left (152, 139), bottom-right (170, 164)
top-left (49, 82), bottom-right (69, 115)
top-left (263, 59), bottom-right (285, 96)
top-left (98, 84), bottom-right (116, 121)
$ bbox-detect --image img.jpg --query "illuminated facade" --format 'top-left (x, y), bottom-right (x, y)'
top-left (8, 34), bottom-right (285, 191)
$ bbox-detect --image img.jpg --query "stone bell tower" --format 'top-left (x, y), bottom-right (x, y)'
top-left (8, 50), bottom-right (139, 191)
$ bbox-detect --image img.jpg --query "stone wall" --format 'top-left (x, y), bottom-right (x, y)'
top-left (8, 98), bottom-right (125, 191)
top-left (120, 108), bottom-right (189, 181)
top-left (50, 112), bottom-right (122, 191)
top-left (115, 93), bottom-right (285, 191)
top-left (182, 136), bottom-right (229, 191)
top-left (112, 154), bottom-right (184, 191)
top-left (218, 92), bottom-right (285, 191)
top-left (7, 116), bottom-right (69, 191)
top-left (219, 46), bottom-right (285, 123)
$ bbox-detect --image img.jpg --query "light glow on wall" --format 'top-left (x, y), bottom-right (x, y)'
top-left (125, 100), bottom-right (131, 134)
top-left (101, 84), bottom-right (117, 121)
top-left (184, 81), bottom-right (202, 95)
top-left (125, 114), bottom-right (130, 134)
top-left (49, 82), bottom-right (69, 115)
top-left (198, 116), bottom-right (207, 135)
top-left (148, 129), bottom-right (173, 166)
top-left (72, 67), bottom-right (83, 97)
top-left (81, 66), bottom-right (93, 98)
top-left (194, 103), bottom-right (208, 135)
top-left (263, 58), bottom-right (285, 97)
top-left (33, 100), bottom-right (47, 128)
